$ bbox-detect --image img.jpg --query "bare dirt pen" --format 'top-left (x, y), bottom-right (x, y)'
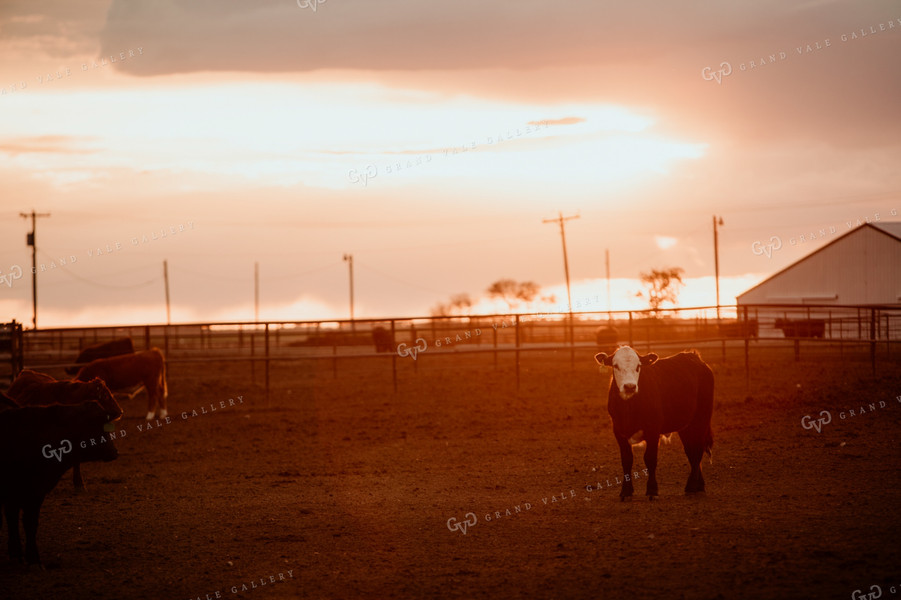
top-left (1, 347), bottom-right (900, 599)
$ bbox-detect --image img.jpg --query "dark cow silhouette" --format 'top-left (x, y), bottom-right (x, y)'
top-left (372, 326), bottom-right (394, 353)
top-left (0, 402), bottom-right (120, 565)
top-left (594, 346), bottom-right (714, 500)
top-left (7, 370), bottom-right (122, 490)
top-left (718, 319), bottom-right (758, 338)
top-left (595, 325), bottom-right (618, 354)
top-left (775, 318), bottom-right (825, 338)
top-left (0, 390), bottom-right (17, 410)
top-left (75, 349), bottom-right (168, 421)
top-left (65, 337), bottom-right (135, 375)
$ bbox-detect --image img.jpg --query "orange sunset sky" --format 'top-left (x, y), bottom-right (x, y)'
top-left (1, 0), bottom-right (900, 327)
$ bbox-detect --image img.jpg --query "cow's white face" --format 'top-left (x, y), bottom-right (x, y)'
top-left (594, 346), bottom-right (657, 400)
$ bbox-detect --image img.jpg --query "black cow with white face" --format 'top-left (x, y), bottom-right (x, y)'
top-left (595, 346), bottom-right (714, 500)
top-left (0, 401), bottom-right (120, 566)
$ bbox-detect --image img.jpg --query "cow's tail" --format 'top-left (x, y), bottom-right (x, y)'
top-left (704, 426), bottom-right (714, 464)
top-left (159, 350), bottom-right (168, 399)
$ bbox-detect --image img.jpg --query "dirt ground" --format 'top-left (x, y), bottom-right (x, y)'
top-left (1, 347), bottom-right (900, 600)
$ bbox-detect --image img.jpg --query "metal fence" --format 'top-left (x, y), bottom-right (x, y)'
top-left (9, 303), bottom-right (901, 393)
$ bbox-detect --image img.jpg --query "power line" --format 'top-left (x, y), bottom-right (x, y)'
top-left (354, 261), bottom-right (453, 296)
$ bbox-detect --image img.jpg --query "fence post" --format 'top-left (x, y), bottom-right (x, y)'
top-left (869, 308), bottom-right (876, 376)
top-left (411, 323), bottom-right (418, 375)
top-left (743, 306), bottom-right (750, 391)
top-left (493, 320), bottom-right (498, 371)
top-left (391, 319), bottom-right (397, 393)
top-left (515, 314), bottom-right (521, 392)
top-left (628, 312), bottom-right (634, 347)
top-left (265, 323), bottom-right (270, 406)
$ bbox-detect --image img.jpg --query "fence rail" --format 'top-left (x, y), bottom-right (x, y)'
top-left (8, 303), bottom-right (900, 393)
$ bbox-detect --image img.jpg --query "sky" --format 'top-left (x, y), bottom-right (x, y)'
top-left (0, 0), bottom-right (899, 327)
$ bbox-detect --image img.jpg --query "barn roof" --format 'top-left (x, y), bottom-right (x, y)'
top-left (737, 221), bottom-right (901, 302)
top-left (871, 221), bottom-right (901, 241)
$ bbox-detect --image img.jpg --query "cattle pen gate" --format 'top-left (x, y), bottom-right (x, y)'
top-left (6, 303), bottom-right (900, 397)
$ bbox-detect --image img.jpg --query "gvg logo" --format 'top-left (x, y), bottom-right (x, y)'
top-left (851, 585), bottom-right (883, 600)
top-left (801, 410), bottom-right (832, 433)
top-left (348, 164), bottom-right (377, 187)
top-left (297, 0), bottom-right (326, 11)
top-left (701, 62), bottom-right (733, 84)
top-left (42, 439), bottom-right (72, 462)
top-left (751, 236), bottom-right (783, 258)
top-left (1, 264), bottom-right (23, 288)
top-left (447, 513), bottom-right (477, 535)
top-left (397, 338), bottom-right (428, 361)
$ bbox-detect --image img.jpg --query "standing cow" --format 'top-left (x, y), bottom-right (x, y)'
top-left (372, 326), bottom-right (394, 353)
top-left (0, 401), bottom-right (120, 565)
top-left (594, 346), bottom-right (714, 500)
top-left (65, 337), bottom-right (135, 375)
top-left (75, 348), bottom-right (168, 421)
top-left (7, 370), bottom-right (122, 490)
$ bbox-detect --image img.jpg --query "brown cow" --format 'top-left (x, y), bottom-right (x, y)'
top-left (372, 326), bottom-right (394, 353)
top-left (75, 348), bottom-right (168, 421)
top-left (594, 346), bottom-right (714, 500)
top-left (7, 370), bottom-right (122, 490)
top-left (0, 390), bottom-right (18, 410)
top-left (65, 337), bottom-right (135, 375)
top-left (0, 401), bottom-right (120, 565)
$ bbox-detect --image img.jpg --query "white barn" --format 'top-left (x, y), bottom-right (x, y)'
top-left (738, 222), bottom-right (901, 307)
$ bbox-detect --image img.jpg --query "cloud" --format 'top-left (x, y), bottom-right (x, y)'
top-left (538, 117), bottom-right (585, 126)
top-left (0, 0), bottom-right (110, 57)
top-left (0, 135), bottom-right (98, 156)
top-left (655, 235), bottom-right (678, 250)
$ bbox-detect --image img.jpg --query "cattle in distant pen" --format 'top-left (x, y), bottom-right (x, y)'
top-left (75, 349), bottom-right (168, 421)
top-left (594, 346), bottom-right (714, 500)
top-left (595, 325), bottom-right (618, 355)
top-left (65, 337), bottom-right (135, 375)
top-left (7, 370), bottom-right (122, 490)
top-left (372, 326), bottom-right (394, 353)
top-left (774, 318), bottom-right (825, 338)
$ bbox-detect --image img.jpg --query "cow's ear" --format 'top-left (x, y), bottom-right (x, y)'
top-left (594, 353), bottom-right (612, 366)
top-left (640, 353), bottom-right (658, 365)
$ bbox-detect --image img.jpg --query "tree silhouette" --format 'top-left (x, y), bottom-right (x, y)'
top-left (430, 293), bottom-right (473, 317)
top-left (638, 267), bottom-right (684, 315)
top-left (486, 279), bottom-right (540, 311)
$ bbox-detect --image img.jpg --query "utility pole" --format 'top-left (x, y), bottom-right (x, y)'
top-left (543, 212), bottom-right (579, 368)
top-left (713, 215), bottom-right (724, 321)
top-left (254, 261), bottom-right (260, 322)
top-left (19, 210), bottom-right (50, 329)
top-left (542, 212), bottom-right (580, 312)
top-left (343, 253), bottom-right (354, 322)
top-left (163, 259), bottom-right (171, 325)
top-left (605, 248), bottom-right (611, 320)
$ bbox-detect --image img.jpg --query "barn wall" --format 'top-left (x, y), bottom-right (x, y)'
top-left (738, 226), bottom-right (901, 305)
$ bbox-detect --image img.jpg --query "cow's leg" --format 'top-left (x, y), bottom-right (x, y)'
top-left (5, 503), bottom-right (23, 563)
top-left (157, 378), bottom-right (168, 420)
top-left (615, 436), bottom-right (634, 500)
top-left (683, 441), bottom-right (705, 494)
top-left (22, 497), bottom-right (44, 567)
top-left (145, 378), bottom-right (158, 421)
top-left (73, 463), bottom-right (85, 491)
top-left (644, 435), bottom-right (660, 500)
